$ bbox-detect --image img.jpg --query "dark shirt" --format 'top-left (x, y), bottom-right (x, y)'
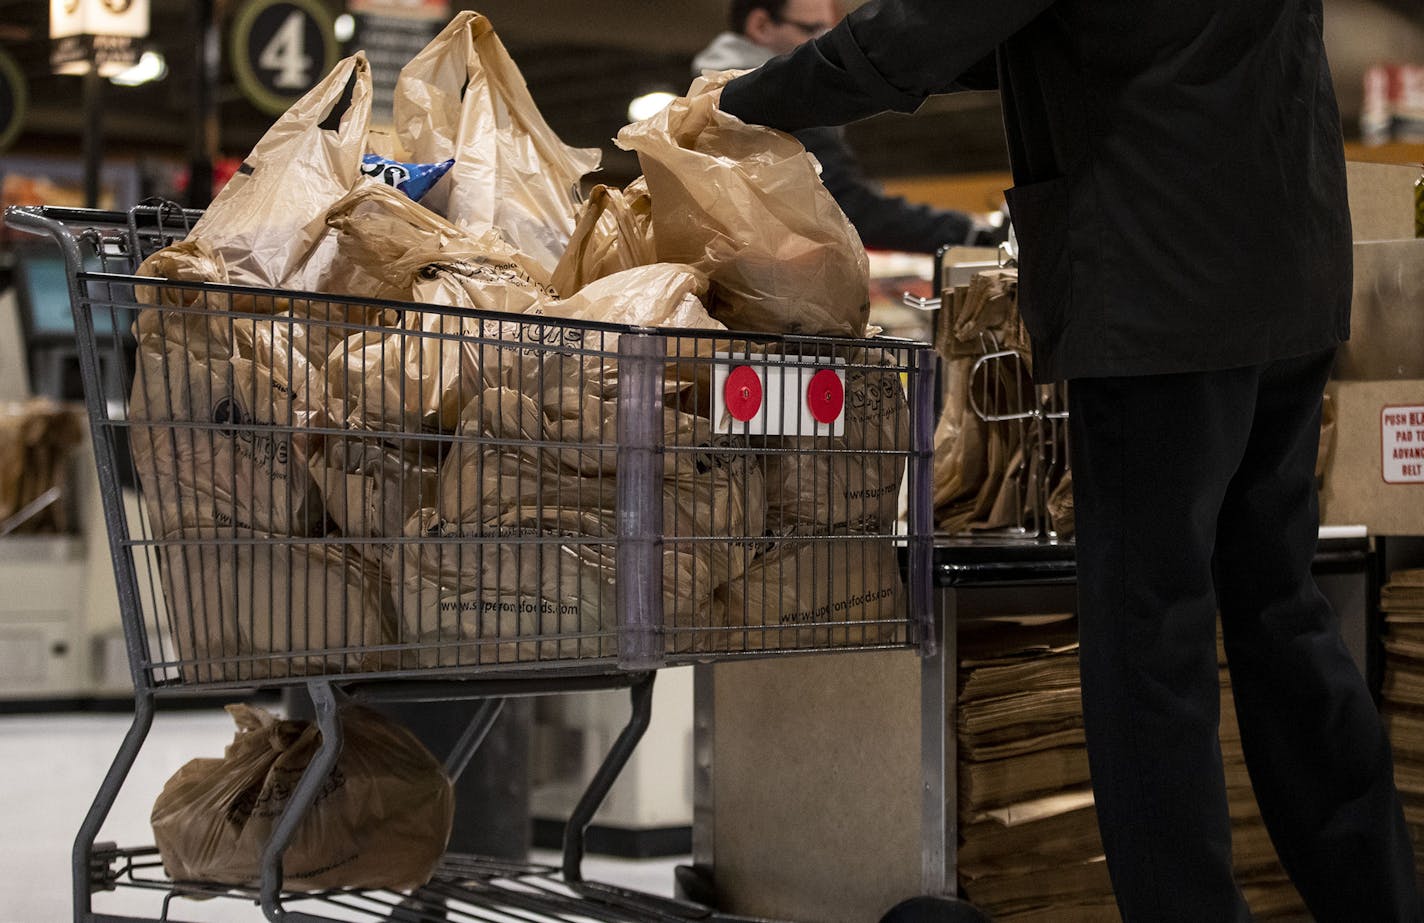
top-left (720, 0), bottom-right (1352, 381)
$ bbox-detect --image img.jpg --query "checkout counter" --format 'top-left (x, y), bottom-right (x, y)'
top-left (0, 242), bottom-right (134, 701)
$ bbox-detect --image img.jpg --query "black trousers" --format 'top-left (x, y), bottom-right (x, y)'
top-left (1069, 348), bottom-right (1420, 922)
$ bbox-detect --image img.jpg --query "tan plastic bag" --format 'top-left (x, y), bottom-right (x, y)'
top-left (762, 349), bottom-right (910, 535)
top-left (318, 182), bottom-right (553, 436)
top-left (151, 703), bottom-right (452, 891)
top-left (550, 178), bottom-right (656, 297)
top-left (707, 537), bottom-right (904, 653)
top-left (394, 11), bottom-right (600, 276)
top-left (325, 181), bottom-right (552, 310)
top-left (399, 449), bottom-right (762, 667)
top-left (187, 54), bottom-right (373, 293)
top-left (616, 73), bottom-right (869, 337)
top-left (157, 529), bottom-right (396, 682)
top-left (310, 438), bottom-right (441, 543)
top-left (128, 308), bottom-right (326, 538)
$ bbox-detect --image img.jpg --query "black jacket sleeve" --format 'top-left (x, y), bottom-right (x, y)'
top-left (720, 0), bottom-right (1054, 132)
top-left (798, 126), bottom-right (975, 253)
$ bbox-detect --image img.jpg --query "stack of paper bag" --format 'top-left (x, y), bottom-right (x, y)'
top-left (955, 615), bottom-right (1115, 921)
top-left (958, 615), bottom-right (1310, 920)
top-left (1381, 569), bottom-right (1424, 865)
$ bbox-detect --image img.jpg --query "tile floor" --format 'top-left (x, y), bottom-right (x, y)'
top-left (0, 708), bottom-right (682, 923)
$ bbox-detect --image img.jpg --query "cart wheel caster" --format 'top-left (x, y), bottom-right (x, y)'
top-left (674, 863), bottom-right (719, 906)
top-left (878, 896), bottom-right (990, 923)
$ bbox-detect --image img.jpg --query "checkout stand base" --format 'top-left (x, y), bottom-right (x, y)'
top-left (692, 534), bottom-right (1374, 922)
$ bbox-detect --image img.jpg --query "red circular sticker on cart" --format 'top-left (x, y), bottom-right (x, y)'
top-left (807, 369), bottom-right (844, 424)
top-left (724, 365), bottom-right (763, 421)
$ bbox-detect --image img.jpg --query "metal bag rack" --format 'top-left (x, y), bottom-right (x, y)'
top-left (5, 203), bottom-right (949, 923)
top-left (908, 244), bottom-right (1070, 543)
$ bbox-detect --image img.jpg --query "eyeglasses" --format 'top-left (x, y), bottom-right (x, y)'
top-left (771, 14), bottom-right (832, 37)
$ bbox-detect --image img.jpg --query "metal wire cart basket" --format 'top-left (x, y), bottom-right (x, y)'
top-left (6, 204), bottom-right (938, 923)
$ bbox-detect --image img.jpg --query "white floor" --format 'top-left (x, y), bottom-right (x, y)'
top-left (0, 708), bottom-right (683, 923)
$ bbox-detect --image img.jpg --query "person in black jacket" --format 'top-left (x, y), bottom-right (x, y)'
top-left (719, 2), bottom-right (1422, 921)
top-left (693, 0), bottom-right (1003, 253)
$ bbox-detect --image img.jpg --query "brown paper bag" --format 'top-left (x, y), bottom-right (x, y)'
top-left (158, 529), bottom-right (396, 683)
top-left (151, 703), bottom-right (452, 891)
top-left (393, 11), bottom-right (600, 276)
top-left (550, 178), bottom-right (656, 297)
top-left (616, 73), bottom-right (869, 337)
top-left (708, 537), bottom-right (904, 653)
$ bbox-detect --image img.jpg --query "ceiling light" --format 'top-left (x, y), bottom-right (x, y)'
top-left (109, 51), bottom-right (167, 87)
top-left (334, 14), bottom-right (356, 43)
top-left (627, 91), bottom-right (676, 123)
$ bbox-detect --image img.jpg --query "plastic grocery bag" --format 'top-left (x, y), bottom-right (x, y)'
top-left (319, 181), bottom-right (553, 436)
top-left (151, 703), bottom-right (452, 890)
top-left (157, 529), bottom-right (396, 682)
top-left (616, 72), bottom-right (869, 337)
top-left (187, 54), bottom-right (373, 293)
top-left (390, 261), bottom-right (760, 668)
top-left (762, 349), bottom-right (910, 535)
top-left (324, 180), bottom-right (552, 310)
top-left (394, 11), bottom-right (601, 276)
top-left (128, 306), bottom-right (327, 539)
top-left (550, 178), bottom-right (656, 297)
top-left (708, 537), bottom-right (904, 653)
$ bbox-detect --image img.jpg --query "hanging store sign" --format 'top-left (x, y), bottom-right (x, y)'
top-left (0, 48), bottom-right (26, 153)
top-left (50, 0), bottom-right (151, 77)
top-left (231, 0), bottom-right (339, 116)
top-left (351, 0), bottom-right (449, 127)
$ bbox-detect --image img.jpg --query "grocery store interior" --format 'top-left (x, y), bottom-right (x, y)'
top-left (1, 1), bottom-right (1423, 921)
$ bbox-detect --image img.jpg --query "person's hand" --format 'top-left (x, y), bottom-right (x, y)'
top-left (690, 68), bottom-right (747, 105)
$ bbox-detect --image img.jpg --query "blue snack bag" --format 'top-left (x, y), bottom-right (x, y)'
top-left (360, 154), bottom-right (455, 202)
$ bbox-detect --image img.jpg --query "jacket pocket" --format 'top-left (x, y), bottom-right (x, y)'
top-left (1003, 177), bottom-right (1072, 347)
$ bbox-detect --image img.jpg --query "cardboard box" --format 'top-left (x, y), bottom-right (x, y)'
top-left (1321, 379), bottom-right (1424, 535)
top-left (1347, 162), bottom-right (1420, 242)
top-left (1336, 238), bottom-right (1424, 381)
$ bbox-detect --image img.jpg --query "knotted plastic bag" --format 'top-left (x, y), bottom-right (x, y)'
top-left (550, 178), bottom-right (656, 297)
top-left (151, 703), bottom-right (453, 891)
top-left (616, 72), bottom-right (869, 337)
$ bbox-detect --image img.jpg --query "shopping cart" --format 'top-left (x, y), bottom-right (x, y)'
top-left (6, 203), bottom-right (946, 923)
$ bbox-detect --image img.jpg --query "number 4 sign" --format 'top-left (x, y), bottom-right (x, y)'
top-left (232, 0), bottom-right (338, 116)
